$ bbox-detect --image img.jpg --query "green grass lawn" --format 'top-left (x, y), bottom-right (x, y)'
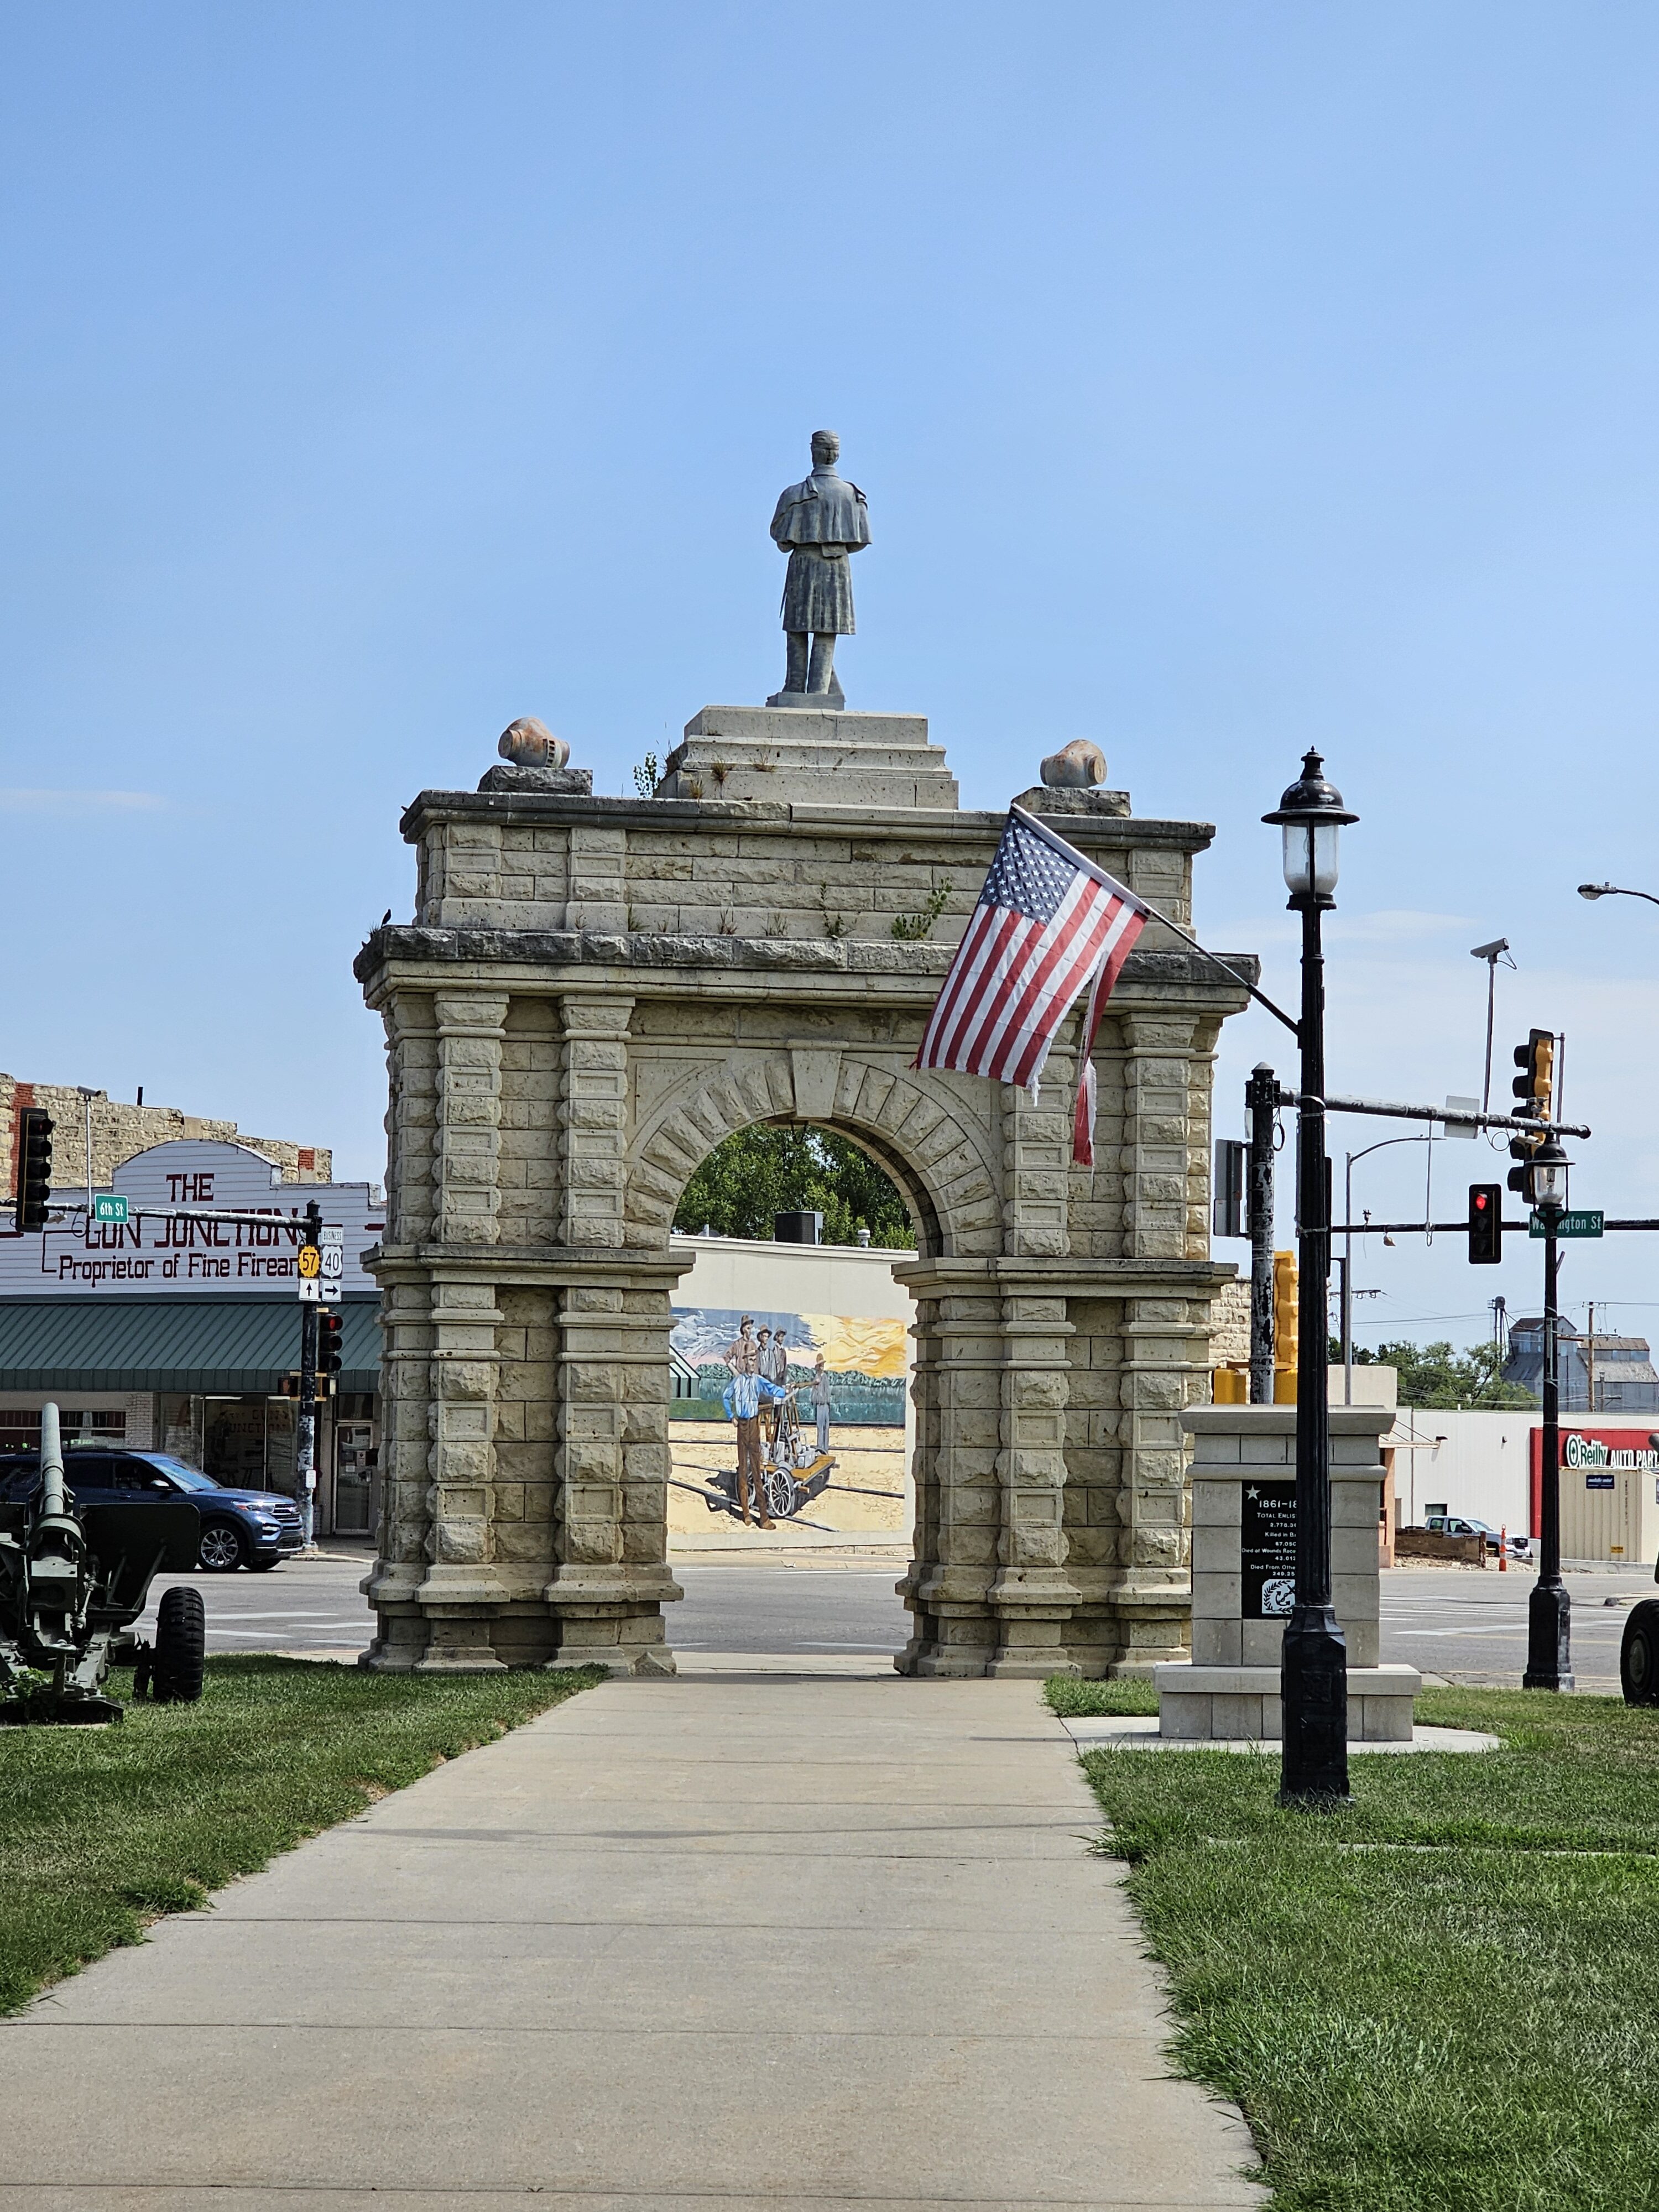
top-left (0, 1654), bottom-right (599, 2015)
top-left (1052, 1677), bottom-right (1659, 2212)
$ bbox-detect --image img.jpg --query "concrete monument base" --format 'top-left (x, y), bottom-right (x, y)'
top-left (1154, 1404), bottom-right (1422, 1741)
top-left (1155, 1660), bottom-right (1422, 1743)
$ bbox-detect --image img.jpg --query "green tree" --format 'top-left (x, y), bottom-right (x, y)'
top-left (1329, 1337), bottom-right (1534, 1410)
top-left (673, 1125), bottom-right (916, 1249)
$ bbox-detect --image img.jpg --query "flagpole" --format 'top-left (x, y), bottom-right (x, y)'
top-left (1128, 899), bottom-right (1300, 1039)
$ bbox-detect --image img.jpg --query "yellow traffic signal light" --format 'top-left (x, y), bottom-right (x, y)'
top-left (1511, 1029), bottom-right (1554, 1121)
top-left (1272, 1249), bottom-right (1298, 1404)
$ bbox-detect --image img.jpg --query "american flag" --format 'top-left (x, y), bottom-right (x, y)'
top-left (913, 805), bottom-right (1148, 1159)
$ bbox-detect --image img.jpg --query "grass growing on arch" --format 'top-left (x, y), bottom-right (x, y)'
top-left (1049, 1676), bottom-right (1659, 2211)
top-left (0, 1655), bottom-right (600, 2015)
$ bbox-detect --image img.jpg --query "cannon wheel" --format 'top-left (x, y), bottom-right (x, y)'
top-left (1621, 1598), bottom-right (1659, 1707)
top-left (153, 1585), bottom-right (206, 1704)
top-left (764, 1467), bottom-right (799, 1521)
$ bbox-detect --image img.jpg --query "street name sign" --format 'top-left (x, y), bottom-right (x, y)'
top-left (91, 1195), bottom-right (128, 1225)
top-left (1530, 1210), bottom-right (1604, 1239)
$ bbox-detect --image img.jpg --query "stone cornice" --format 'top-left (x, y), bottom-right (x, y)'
top-left (892, 1256), bottom-right (1240, 1295)
top-left (397, 785), bottom-right (1216, 854)
top-left (369, 1243), bottom-right (696, 1288)
top-left (353, 925), bottom-right (1259, 1006)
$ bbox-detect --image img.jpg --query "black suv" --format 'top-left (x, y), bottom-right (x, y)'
top-left (0, 1450), bottom-right (304, 1572)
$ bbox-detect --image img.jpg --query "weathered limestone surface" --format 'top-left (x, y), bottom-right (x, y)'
top-left (355, 718), bottom-right (1254, 1674)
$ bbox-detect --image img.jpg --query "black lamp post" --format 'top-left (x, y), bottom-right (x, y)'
top-left (1263, 750), bottom-right (1358, 1807)
top-left (1523, 1131), bottom-right (1574, 1691)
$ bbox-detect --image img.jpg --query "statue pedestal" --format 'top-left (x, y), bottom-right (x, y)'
top-left (654, 705), bottom-right (960, 809)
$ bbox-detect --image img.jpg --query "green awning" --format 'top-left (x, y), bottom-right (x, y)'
top-left (0, 1296), bottom-right (382, 1395)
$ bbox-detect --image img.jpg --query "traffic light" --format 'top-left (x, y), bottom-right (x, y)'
top-left (1505, 1029), bottom-right (1555, 1204)
top-left (1511, 1029), bottom-right (1555, 1121)
top-left (1212, 1139), bottom-right (1246, 1239)
top-left (15, 1109), bottom-right (53, 1232)
top-left (1468, 1183), bottom-right (1503, 1265)
top-left (1272, 1249), bottom-right (1298, 1404)
top-left (317, 1311), bottom-right (344, 1390)
top-left (1507, 1136), bottom-right (1540, 1204)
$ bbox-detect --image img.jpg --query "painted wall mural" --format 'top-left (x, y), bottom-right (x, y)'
top-left (667, 1305), bottom-right (910, 1536)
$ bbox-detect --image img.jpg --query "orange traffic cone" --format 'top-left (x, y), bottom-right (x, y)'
top-left (1499, 1526), bottom-right (1508, 1572)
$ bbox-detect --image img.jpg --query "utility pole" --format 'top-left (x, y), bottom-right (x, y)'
top-left (1586, 1301), bottom-right (1597, 1416)
top-left (76, 1087), bottom-right (96, 1219)
top-left (1247, 1063), bottom-right (1277, 1405)
top-left (297, 1200), bottom-right (321, 1550)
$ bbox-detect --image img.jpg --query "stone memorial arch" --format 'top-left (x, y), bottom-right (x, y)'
top-left (353, 702), bottom-right (1251, 1679)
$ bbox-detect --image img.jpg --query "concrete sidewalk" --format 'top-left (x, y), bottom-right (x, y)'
top-left (0, 1671), bottom-right (1263, 2210)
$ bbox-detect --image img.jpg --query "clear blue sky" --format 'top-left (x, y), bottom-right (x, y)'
top-left (4, 3), bottom-right (1658, 1347)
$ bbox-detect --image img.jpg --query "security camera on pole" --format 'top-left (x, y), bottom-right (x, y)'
top-left (1262, 751), bottom-right (1358, 1808)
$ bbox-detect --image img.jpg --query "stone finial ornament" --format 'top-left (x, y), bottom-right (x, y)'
top-left (498, 717), bottom-right (570, 770)
top-left (1040, 739), bottom-right (1108, 789)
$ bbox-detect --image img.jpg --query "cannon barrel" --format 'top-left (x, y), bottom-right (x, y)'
top-left (39, 1403), bottom-right (66, 1525)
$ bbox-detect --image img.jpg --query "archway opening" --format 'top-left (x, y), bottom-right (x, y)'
top-left (664, 1120), bottom-right (921, 1669)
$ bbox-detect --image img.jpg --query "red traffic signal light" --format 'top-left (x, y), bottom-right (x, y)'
top-left (1468, 1183), bottom-right (1503, 1265)
top-left (317, 1310), bottom-right (344, 1379)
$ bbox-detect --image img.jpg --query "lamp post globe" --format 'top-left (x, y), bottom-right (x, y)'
top-left (1530, 1133), bottom-right (1571, 1215)
top-left (1261, 750), bottom-right (1359, 1807)
top-left (1263, 750), bottom-right (1359, 906)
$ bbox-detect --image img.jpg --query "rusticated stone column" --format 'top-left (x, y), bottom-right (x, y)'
top-left (544, 1274), bottom-right (682, 1674)
top-left (559, 997), bottom-right (632, 1249)
top-left (1110, 1009), bottom-right (1207, 1670)
top-left (897, 1286), bottom-right (1002, 1676)
top-left (433, 993), bottom-right (508, 1245)
top-left (988, 1291), bottom-right (1079, 1675)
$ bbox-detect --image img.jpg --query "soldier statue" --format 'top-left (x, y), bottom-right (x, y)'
top-left (766, 430), bottom-right (870, 709)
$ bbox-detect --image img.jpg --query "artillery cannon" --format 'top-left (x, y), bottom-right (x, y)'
top-left (0, 1404), bottom-right (205, 1724)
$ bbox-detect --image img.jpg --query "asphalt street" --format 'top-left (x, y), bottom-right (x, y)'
top-left (1381, 1563), bottom-right (1657, 1692)
top-left (136, 1550), bottom-right (1659, 1688)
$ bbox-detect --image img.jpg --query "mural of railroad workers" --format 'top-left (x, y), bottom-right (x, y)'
top-left (668, 1304), bottom-right (908, 1536)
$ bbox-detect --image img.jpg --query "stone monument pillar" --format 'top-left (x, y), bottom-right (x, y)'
top-left (1156, 1404), bottom-right (1422, 1739)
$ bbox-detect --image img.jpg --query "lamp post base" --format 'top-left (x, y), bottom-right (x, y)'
top-left (1280, 1617), bottom-right (1352, 1806)
top-left (1522, 1581), bottom-right (1574, 1692)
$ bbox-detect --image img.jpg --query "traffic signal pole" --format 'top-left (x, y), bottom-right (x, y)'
top-left (1524, 1213), bottom-right (1573, 1690)
top-left (1246, 1065), bottom-right (1277, 1404)
top-left (297, 1201), bottom-right (321, 1551)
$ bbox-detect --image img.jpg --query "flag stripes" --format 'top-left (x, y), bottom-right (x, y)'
top-left (914, 806), bottom-right (1150, 1110)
